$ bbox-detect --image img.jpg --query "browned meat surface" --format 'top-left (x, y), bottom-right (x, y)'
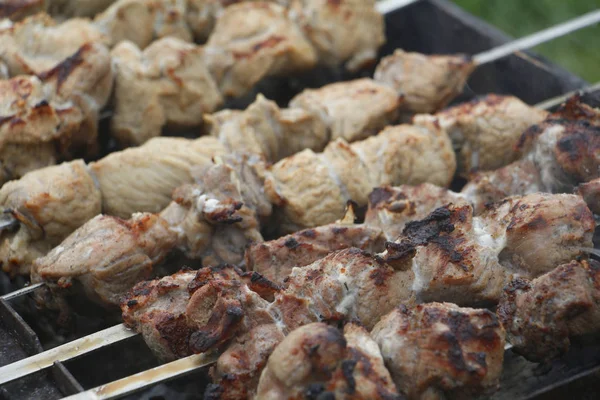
top-left (31, 213), bottom-right (176, 315)
top-left (0, 160), bottom-right (101, 276)
top-left (255, 322), bottom-right (400, 400)
top-left (374, 49), bottom-right (476, 114)
top-left (498, 260), bottom-right (600, 362)
top-left (289, 78), bottom-right (400, 143)
top-left (265, 119), bottom-right (456, 233)
top-left (372, 303), bottom-right (505, 399)
top-left (384, 193), bottom-right (594, 305)
top-left (90, 136), bottom-right (226, 218)
top-left (365, 184), bottom-right (468, 242)
top-left (577, 178), bottom-right (600, 214)
top-left (246, 220), bottom-right (385, 284)
top-left (462, 96), bottom-right (600, 207)
top-left (420, 94), bottom-right (548, 174)
top-left (110, 37), bottom-right (222, 146)
top-left (206, 94), bottom-right (329, 162)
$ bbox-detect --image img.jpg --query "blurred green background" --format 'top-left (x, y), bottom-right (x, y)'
top-left (452, 0), bottom-right (600, 82)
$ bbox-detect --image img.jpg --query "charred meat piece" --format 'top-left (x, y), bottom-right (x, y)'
top-left (0, 160), bottom-right (102, 276)
top-left (372, 303), bottom-right (505, 399)
top-left (265, 119), bottom-right (456, 233)
top-left (289, 78), bottom-right (400, 143)
top-left (498, 260), bottom-right (600, 362)
top-left (31, 212), bottom-right (176, 315)
top-left (110, 37), bottom-right (222, 146)
top-left (255, 322), bottom-right (400, 400)
top-left (419, 94), bottom-right (548, 174)
top-left (385, 193), bottom-right (594, 305)
top-left (374, 49), bottom-right (476, 114)
top-left (365, 183), bottom-right (469, 242)
top-left (462, 96), bottom-right (600, 208)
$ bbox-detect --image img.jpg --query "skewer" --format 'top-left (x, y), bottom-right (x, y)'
top-left (534, 81), bottom-right (600, 110)
top-left (1, 282), bottom-right (44, 301)
top-left (376, 0), bottom-right (420, 14)
top-left (62, 352), bottom-right (217, 400)
top-left (1, 10), bottom-right (598, 390)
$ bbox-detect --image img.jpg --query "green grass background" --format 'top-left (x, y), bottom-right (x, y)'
top-left (452, 0), bottom-right (600, 82)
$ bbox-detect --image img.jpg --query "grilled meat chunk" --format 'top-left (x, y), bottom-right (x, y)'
top-left (31, 212), bottom-right (176, 314)
top-left (385, 193), bottom-right (594, 305)
top-left (289, 78), bottom-right (400, 142)
top-left (110, 37), bottom-right (222, 146)
top-left (365, 184), bottom-right (468, 242)
top-left (265, 119), bottom-right (456, 233)
top-left (0, 161), bottom-right (101, 276)
top-left (498, 260), bottom-right (600, 362)
top-left (372, 303), bottom-right (505, 399)
top-left (462, 96), bottom-right (600, 209)
top-left (576, 178), bottom-right (600, 214)
top-left (419, 94), bottom-right (548, 174)
top-left (256, 322), bottom-right (400, 400)
top-left (374, 49), bottom-right (476, 114)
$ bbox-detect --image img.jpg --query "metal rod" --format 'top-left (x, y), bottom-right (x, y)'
top-left (62, 352), bottom-right (218, 400)
top-left (376, 0), bottom-right (420, 14)
top-left (1, 282), bottom-right (45, 301)
top-left (0, 323), bottom-right (137, 386)
top-left (534, 81), bottom-right (600, 110)
top-left (474, 10), bottom-right (600, 65)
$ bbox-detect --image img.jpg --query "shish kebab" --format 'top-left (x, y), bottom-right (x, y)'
top-left (0, 0), bottom-right (385, 184)
top-left (5, 12), bottom-right (599, 278)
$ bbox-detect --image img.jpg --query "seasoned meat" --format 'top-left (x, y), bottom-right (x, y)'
top-left (462, 96), bottom-right (600, 207)
top-left (288, 0), bottom-right (385, 71)
top-left (265, 119), bottom-right (456, 232)
top-left (204, 2), bottom-right (317, 99)
top-left (0, 0), bottom-right (45, 20)
top-left (365, 184), bottom-right (468, 242)
top-left (374, 49), bottom-right (476, 114)
top-left (31, 212), bottom-right (176, 314)
top-left (94, 0), bottom-right (192, 48)
top-left (384, 193), bottom-right (594, 305)
top-left (110, 37), bottom-right (222, 146)
top-left (89, 136), bottom-right (226, 218)
top-left (0, 161), bottom-right (101, 276)
top-left (498, 260), bottom-right (600, 362)
top-left (206, 94), bottom-right (329, 162)
top-left (289, 78), bottom-right (400, 142)
top-left (372, 303), bottom-right (505, 399)
top-left (255, 322), bottom-right (400, 400)
top-left (419, 94), bottom-right (548, 174)
top-left (246, 220), bottom-right (385, 284)
top-left (576, 178), bottom-right (600, 214)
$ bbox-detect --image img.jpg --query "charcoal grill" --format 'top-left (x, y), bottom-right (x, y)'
top-left (1, 0), bottom-right (600, 399)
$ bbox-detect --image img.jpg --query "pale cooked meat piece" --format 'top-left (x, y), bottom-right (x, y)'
top-left (90, 136), bottom-right (226, 218)
top-left (255, 322), bottom-right (400, 400)
top-left (576, 178), bottom-right (600, 214)
top-left (374, 49), bottom-right (476, 114)
top-left (0, 0), bottom-right (45, 20)
top-left (462, 96), bottom-right (600, 206)
top-left (385, 193), bottom-right (594, 305)
top-left (94, 0), bottom-right (192, 48)
top-left (46, 0), bottom-right (117, 18)
top-left (498, 260), bottom-right (600, 362)
top-left (162, 153), bottom-right (271, 267)
top-left (206, 94), bottom-right (329, 162)
top-left (110, 37), bottom-right (222, 146)
top-left (481, 193), bottom-right (594, 278)
top-left (246, 221), bottom-right (385, 285)
top-left (0, 14), bottom-right (107, 75)
top-left (204, 1), bottom-right (317, 98)
top-left (289, 78), bottom-right (400, 142)
top-left (0, 160), bottom-right (101, 276)
top-left (265, 119), bottom-right (456, 233)
top-left (372, 303), bottom-right (505, 399)
top-left (418, 94), bottom-right (548, 174)
top-left (365, 183), bottom-right (468, 241)
top-left (30, 212), bottom-right (176, 314)
top-left (288, 0), bottom-right (385, 71)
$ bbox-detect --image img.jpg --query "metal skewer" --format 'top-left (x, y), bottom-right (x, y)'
top-left (376, 0), bottom-right (420, 14)
top-left (534, 81), bottom-right (600, 110)
top-left (1, 282), bottom-right (45, 301)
